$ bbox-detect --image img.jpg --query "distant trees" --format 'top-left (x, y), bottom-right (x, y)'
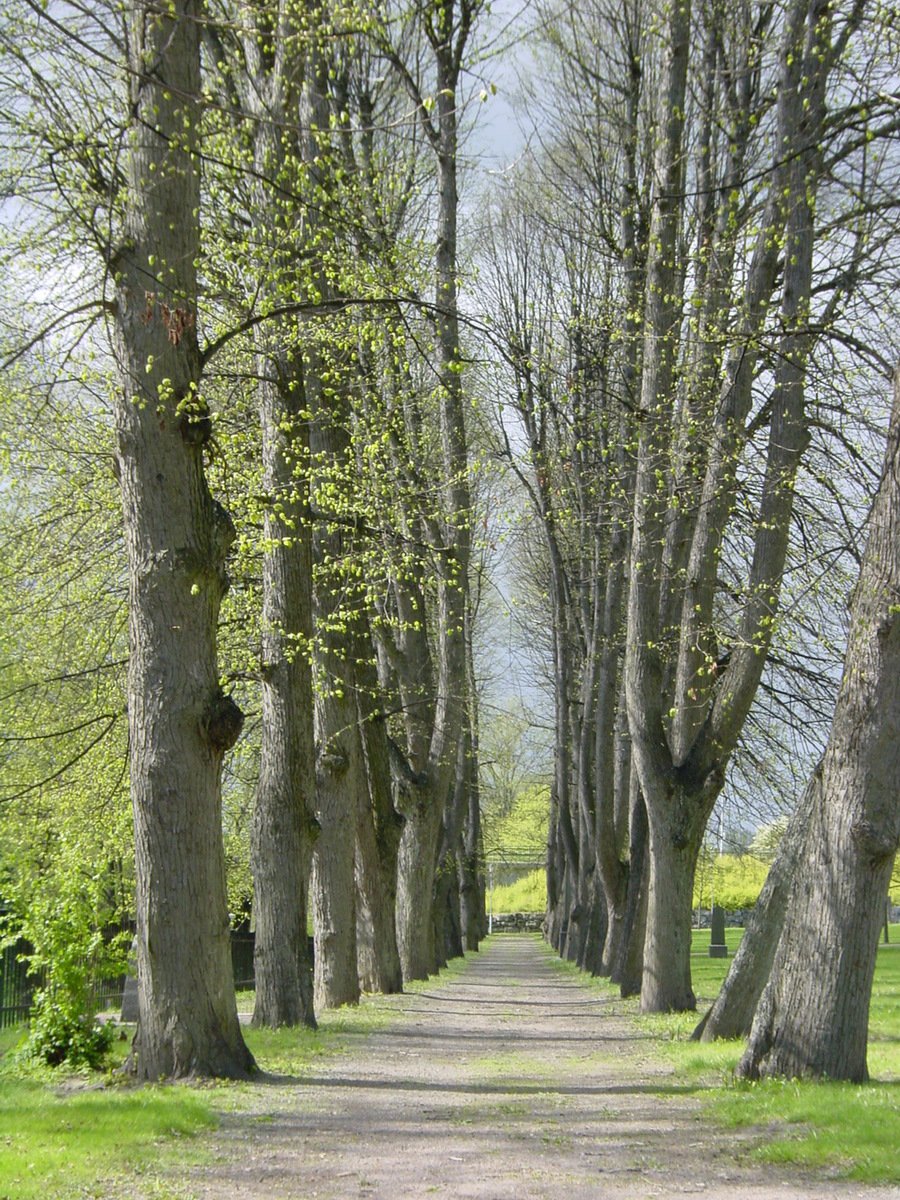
top-left (483, 0), bottom-right (900, 1038)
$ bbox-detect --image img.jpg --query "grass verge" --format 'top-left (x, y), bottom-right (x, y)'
top-left (0, 950), bottom-right (477, 1198)
top-left (0, 1064), bottom-right (216, 1200)
top-left (544, 925), bottom-right (900, 1182)
top-left (644, 926), bottom-right (900, 1184)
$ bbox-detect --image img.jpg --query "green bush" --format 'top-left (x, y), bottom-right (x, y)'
top-left (693, 853), bottom-right (771, 910)
top-left (22, 991), bottom-right (114, 1070)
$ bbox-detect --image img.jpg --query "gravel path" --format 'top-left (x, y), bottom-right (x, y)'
top-left (182, 934), bottom-right (898, 1200)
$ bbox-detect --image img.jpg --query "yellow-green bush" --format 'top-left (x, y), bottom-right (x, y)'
top-left (693, 853), bottom-right (771, 910)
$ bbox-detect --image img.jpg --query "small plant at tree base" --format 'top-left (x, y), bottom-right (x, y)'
top-left (22, 989), bottom-right (114, 1069)
top-left (1, 841), bottom-right (130, 1072)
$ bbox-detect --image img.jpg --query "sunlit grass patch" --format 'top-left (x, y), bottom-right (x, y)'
top-left (0, 985), bottom-right (398, 1196)
top-left (0, 1077), bottom-right (216, 1200)
top-left (711, 1077), bottom-right (900, 1183)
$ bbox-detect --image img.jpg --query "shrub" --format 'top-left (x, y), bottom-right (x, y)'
top-left (22, 990), bottom-right (114, 1070)
top-left (693, 853), bottom-right (771, 910)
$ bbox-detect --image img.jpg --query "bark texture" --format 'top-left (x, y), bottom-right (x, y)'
top-left (236, 3), bottom-right (318, 1029)
top-left (354, 651), bottom-right (404, 995)
top-left (115, 0), bottom-right (253, 1079)
top-left (739, 368), bottom-right (900, 1083)
top-left (693, 767), bottom-right (819, 1042)
top-left (252, 358), bottom-right (317, 1029)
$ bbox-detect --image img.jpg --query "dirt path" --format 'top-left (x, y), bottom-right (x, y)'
top-left (181, 935), bottom-right (897, 1200)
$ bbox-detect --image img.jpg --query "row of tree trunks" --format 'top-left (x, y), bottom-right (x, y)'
top-left (115, 0), bottom-right (485, 1076)
top-left (521, 0), bottom-right (884, 1051)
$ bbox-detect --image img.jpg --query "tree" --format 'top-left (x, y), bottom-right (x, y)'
top-left (371, 0), bottom-right (485, 980)
top-left (0, 376), bottom-right (131, 1068)
top-left (622, 0), bottom-right (871, 1013)
top-left (113, 0), bottom-right (253, 1078)
top-left (738, 367), bottom-right (900, 1082)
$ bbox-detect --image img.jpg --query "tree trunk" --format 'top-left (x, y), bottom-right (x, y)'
top-left (739, 368), bottom-right (900, 1083)
top-left (622, 0), bottom-right (693, 1012)
top-left (251, 358), bottom-right (317, 1029)
top-left (459, 631), bottom-right (485, 949)
top-left (354, 651), bottom-right (404, 994)
top-left (312, 672), bottom-right (362, 1009)
top-left (231, 0), bottom-right (320, 1031)
top-left (115, 0), bottom-right (253, 1080)
top-left (611, 783), bottom-right (648, 998)
top-left (694, 766), bottom-right (819, 1041)
top-left (640, 790), bottom-right (704, 1011)
top-left (396, 791), bottom-right (444, 980)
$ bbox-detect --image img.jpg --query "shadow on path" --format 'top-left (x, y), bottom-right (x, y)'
top-left (180, 935), bottom-right (895, 1200)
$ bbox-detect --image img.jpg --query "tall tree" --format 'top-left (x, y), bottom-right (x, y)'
top-left (737, 366), bottom-right (900, 1082)
top-left (114, 0), bottom-right (254, 1077)
top-left (373, 0), bottom-right (484, 980)
top-left (623, 0), bottom-right (860, 1012)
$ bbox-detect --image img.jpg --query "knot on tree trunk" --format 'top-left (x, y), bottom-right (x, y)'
top-left (318, 742), bottom-right (349, 778)
top-left (179, 409), bottom-right (213, 447)
top-left (850, 819), bottom-right (898, 865)
top-left (212, 498), bottom-right (236, 556)
top-left (204, 689), bottom-right (244, 753)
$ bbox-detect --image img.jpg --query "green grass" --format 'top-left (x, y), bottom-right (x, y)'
top-left (712, 1077), bottom-right (900, 1182)
top-left (490, 868), bottom-right (546, 912)
top-left (547, 924), bottom-right (900, 1183)
top-left (3, 932), bottom-right (899, 1193)
top-left (0, 954), bottom-right (477, 1199)
top-left (0, 1070), bottom-right (216, 1200)
top-left (0, 986), bottom-right (399, 1199)
top-left (648, 926), bottom-right (900, 1183)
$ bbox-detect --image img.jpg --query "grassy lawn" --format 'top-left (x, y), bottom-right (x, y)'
top-left (0, 993), bottom-right (396, 1199)
top-left (2, 930), bottom-right (898, 1194)
top-left (636, 924), bottom-right (900, 1184)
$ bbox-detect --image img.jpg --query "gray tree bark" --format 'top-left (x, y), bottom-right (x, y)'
top-left (222, 1), bottom-right (319, 1030)
top-left (739, 367), bottom-right (900, 1083)
top-left (693, 765), bottom-right (819, 1041)
top-left (354, 643), bottom-right (404, 994)
top-left (252, 354), bottom-right (318, 1029)
top-left (312, 624), bottom-right (362, 1009)
top-left (382, 0), bottom-right (477, 981)
top-left (115, 0), bottom-right (254, 1079)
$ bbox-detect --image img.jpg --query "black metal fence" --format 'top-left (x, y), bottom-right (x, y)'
top-left (0, 932), bottom-right (258, 1029)
top-left (0, 938), bottom-right (37, 1029)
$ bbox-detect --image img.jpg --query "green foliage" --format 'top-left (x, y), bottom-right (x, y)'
top-left (748, 817), bottom-right (789, 863)
top-left (1, 857), bottom-right (129, 1069)
top-left (0, 379), bottom-right (132, 1064)
top-left (692, 853), bottom-right (771, 910)
top-left (490, 867), bottom-right (546, 913)
top-left (20, 993), bottom-right (114, 1070)
top-left (480, 709), bottom-right (550, 914)
top-left (483, 784), bottom-right (550, 863)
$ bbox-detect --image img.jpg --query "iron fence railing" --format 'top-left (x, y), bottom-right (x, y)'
top-left (0, 932), bottom-right (258, 1028)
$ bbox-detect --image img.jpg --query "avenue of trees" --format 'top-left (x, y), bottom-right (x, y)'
top-left (0, 0), bottom-right (898, 1085)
